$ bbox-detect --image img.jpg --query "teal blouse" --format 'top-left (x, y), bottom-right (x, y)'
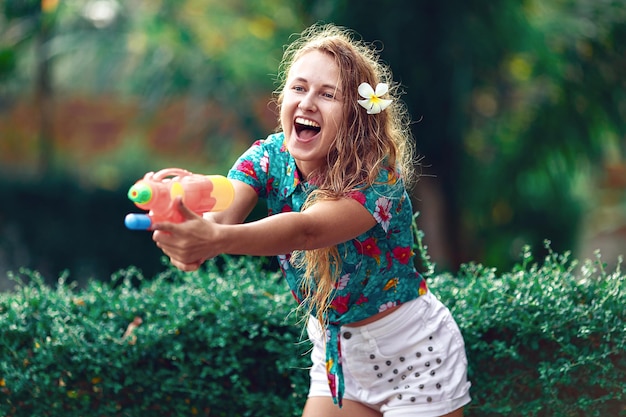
top-left (228, 132), bottom-right (427, 406)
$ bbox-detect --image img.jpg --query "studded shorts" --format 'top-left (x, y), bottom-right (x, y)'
top-left (307, 291), bottom-right (471, 417)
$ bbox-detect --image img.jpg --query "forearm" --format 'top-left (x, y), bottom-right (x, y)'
top-left (215, 212), bottom-right (316, 256)
top-left (214, 197), bottom-right (376, 257)
top-left (153, 196), bottom-right (375, 269)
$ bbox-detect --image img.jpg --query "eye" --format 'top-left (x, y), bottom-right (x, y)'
top-left (322, 92), bottom-right (335, 99)
top-left (292, 85), bottom-right (305, 92)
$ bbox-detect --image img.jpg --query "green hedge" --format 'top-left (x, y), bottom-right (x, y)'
top-left (0, 257), bottom-right (310, 417)
top-left (434, 245), bottom-right (626, 417)
top-left (1, 247), bottom-right (625, 416)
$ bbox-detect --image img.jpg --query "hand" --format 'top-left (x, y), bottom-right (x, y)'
top-left (152, 198), bottom-right (220, 271)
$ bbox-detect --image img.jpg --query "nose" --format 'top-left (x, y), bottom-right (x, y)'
top-left (298, 92), bottom-right (317, 112)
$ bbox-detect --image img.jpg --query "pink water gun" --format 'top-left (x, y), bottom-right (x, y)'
top-left (124, 168), bottom-right (234, 230)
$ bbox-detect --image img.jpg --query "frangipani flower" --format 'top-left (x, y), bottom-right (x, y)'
top-left (357, 82), bottom-right (393, 114)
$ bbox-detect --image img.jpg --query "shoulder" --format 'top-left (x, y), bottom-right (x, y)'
top-left (228, 132), bottom-right (297, 197)
top-left (349, 166), bottom-right (406, 202)
top-left (251, 132), bottom-right (287, 153)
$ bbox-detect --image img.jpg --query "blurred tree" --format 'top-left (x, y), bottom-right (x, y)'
top-left (1, 0), bottom-right (59, 175)
top-left (50, 0), bottom-right (301, 133)
top-left (1, 0), bottom-right (307, 181)
top-left (309, 0), bottom-right (626, 271)
top-left (0, 0), bottom-right (307, 281)
top-left (1, 0), bottom-right (624, 279)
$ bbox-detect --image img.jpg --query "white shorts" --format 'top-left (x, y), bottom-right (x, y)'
top-left (307, 291), bottom-right (471, 417)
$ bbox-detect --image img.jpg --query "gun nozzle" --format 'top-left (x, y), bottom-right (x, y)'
top-left (128, 182), bottom-right (153, 204)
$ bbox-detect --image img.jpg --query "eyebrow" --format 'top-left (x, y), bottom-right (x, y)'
top-left (291, 77), bottom-right (342, 94)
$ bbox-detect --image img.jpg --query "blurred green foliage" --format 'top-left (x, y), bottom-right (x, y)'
top-left (0, 0), bottom-right (306, 179)
top-left (325, 0), bottom-right (626, 269)
top-left (0, 257), bottom-right (310, 416)
top-left (0, 178), bottom-right (166, 285)
top-left (1, 249), bottom-right (624, 416)
top-left (435, 245), bottom-right (626, 416)
top-left (0, 0), bottom-right (624, 279)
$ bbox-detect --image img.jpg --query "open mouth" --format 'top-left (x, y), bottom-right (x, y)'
top-left (295, 117), bottom-right (321, 139)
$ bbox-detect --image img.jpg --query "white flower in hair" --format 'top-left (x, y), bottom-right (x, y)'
top-left (357, 82), bottom-right (393, 114)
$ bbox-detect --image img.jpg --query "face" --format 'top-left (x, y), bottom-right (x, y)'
top-left (280, 50), bottom-right (344, 179)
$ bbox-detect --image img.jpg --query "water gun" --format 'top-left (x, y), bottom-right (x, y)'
top-left (124, 168), bottom-right (234, 230)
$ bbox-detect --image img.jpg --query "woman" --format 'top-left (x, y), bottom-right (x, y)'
top-left (153, 23), bottom-right (471, 417)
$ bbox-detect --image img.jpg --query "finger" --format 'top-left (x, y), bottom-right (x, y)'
top-left (151, 199), bottom-right (200, 231)
top-left (174, 197), bottom-right (201, 221)
top-left (169, 257), bottom-right (202, 272)
top-left (152, 219), bottom-right (185, 233)
top-left (152, 229), bottom-right (174, 243)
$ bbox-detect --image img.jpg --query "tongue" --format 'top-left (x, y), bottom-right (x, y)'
top-left (299, 127), bottom-right (318, 140)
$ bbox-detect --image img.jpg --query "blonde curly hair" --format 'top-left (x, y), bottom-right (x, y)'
top-left (274, 23), bottom-right (418, 326)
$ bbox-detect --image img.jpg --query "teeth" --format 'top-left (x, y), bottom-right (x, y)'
top-left (295, 117), bottom-right (320, 128)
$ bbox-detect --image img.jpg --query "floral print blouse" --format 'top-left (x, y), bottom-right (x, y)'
top-left (228, 132), bottom-right (428, 406)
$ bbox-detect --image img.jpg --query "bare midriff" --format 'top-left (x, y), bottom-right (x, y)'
top-left (343, 304), bottom-right (402, 327)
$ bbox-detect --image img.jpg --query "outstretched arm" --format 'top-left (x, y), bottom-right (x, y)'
top-left (152, 185), bottom-right (376, 271)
